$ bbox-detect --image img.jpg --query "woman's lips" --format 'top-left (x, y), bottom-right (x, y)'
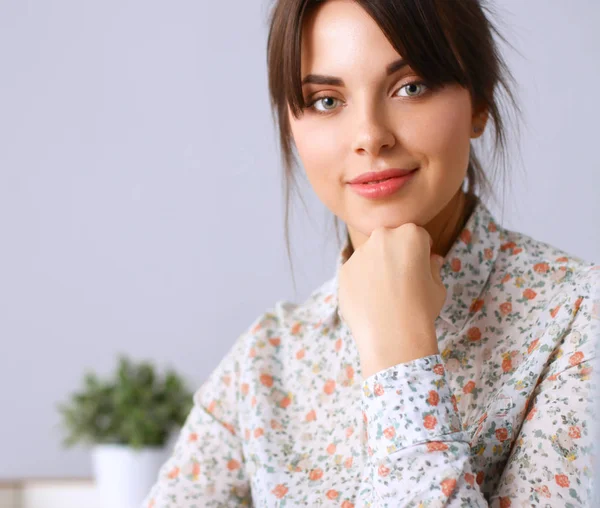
top-left (348, 169), bottom-right (418, 199)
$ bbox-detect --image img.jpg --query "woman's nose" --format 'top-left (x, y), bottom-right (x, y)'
top-left (351, 106), bottom-right (396, 157)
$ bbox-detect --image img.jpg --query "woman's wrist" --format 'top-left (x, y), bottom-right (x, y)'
top-left (359, 328), bottom-right (439, 379)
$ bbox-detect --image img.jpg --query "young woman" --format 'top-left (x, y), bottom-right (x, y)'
top-left (145, 0), bottom-right (598, 506)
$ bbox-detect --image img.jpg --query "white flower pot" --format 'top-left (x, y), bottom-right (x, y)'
top-left (91, 444), bottom-right (168, 508)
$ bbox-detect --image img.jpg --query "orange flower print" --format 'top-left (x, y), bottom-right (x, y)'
top-left (451, 258), bottom-right (462, 272)
top-left (309, 468), bottom-right (323, 481)
top-left (383, 426), bottom-right (396, 439)
top-left (537, 485), bottom-right (551, 498)
top-left (426, 441), bottom-right (449, 452)
top-left (296, 348), bottom-right (305, 360)
top-left (324, 294), bottom-right (333, 303)
top-left (268, 337), bottom-right (281, 347)
top-left (423, 415), bottom-right (437, 429)
top-left (523, 288), bottom-right (537, 300)
top-left (341, 501), bottom-right (355, 508)
top-left (463, 381), bottom-right (476, 394)
top-left (335, 338), bottom-right (342, 352)
top-left (464, 473), bottom-right (475, 486)
top-left (467, 327), bottom-right (482, 341)
top-left (550, 304), bottom-right (561, 318)
top-left (556, 256), bottom-right (569, 262)
top-left (476, 471), bottom-right (485, 485)
top-left (555, 474), bottom-right (570, 488)
top-left (512, 248), bottom-right (522, 255)
top-left (484, 247), bottom-right (494, 260)
top-left (279, 395), bottom-right (291, 409)
top-left (533, 262), bottom-right (550, 274)
top-left (324, 379), bottom-right (336, 395)
top-left (326, 443), bottom-right (336, 455)
top-left (249, 347), bottom-right (256, 358)
top-left (470, 299), bottom-right (484, 313)
top-left (569, 351), bottom-right (584, 366)
top-left (500, 241), bottom-right (516, 252)
top-left (260, 373), bottom-right (274, 388)
top-left (568, 426), bottom-right (581, 439)
top-left (499, 497), bottom-right (511, 508)
top-left (272, 484), bottom-right (288, 499)
top-left (527, 338), bottom-right (540, 355)
top-left (428, 390), bottom-right (440, 406)
top-left (240, 383), bottom-right (249, 396)
top-left (378, 464), bottom-right (390, 477)
top-left (345, 426), bottom-right (354, 438)
top-left (499, 302), bottom-right (512, 315)
top-left (574, 296), bottom-right (584, 314)
top-left (346, 365), bottom-right (355, 379)
top-left (495, 428), bottom-right (509, 442)
top-left (306, 409), bottom-right (316, 421)
top-left (326, 490), bottom-right (339, 500)
top-left (254, 427), bottom-right (264, 438)
top-left (460, 229), bottom-right (472, 244)
top-left (227, 459), bottom-right (240, 471)
top-left (502, 356), bottom-right (513, 373)
top-left (191, 462), bottom-right (200, 480)
top-left (440, 478), bottom-right (457, 496)
top-left (291, 322), bottom-right (302, 335)
top-left (501, 273), bottom-right (512, 283)
top-left (433, 363), bottom-right (445, 375)
top-left (167, 467), bottom-right (180, 479)
top-left (223, 422), bottom-right (236, 435)
top-left (374, 383), bottom-right (385, 396)
top-left (344, 457), bottom-right (353, 469)
top-left (526, 407), bottom-right (537, 421)
top-left (222, 375), bottom-right (231, 387)
top-left (451, 394), bottom-right (459, 412)
top-left (188, 432), bottom-right (198, 442)
top-left (488, 221), bottom-right (497, 232)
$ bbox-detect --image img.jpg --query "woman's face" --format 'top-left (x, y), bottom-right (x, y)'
top-left (288, 0), bottom-right (486, 249)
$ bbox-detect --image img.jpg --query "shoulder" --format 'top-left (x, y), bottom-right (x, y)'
top-left (234, 275), bottom-right (339, 355)
top-left (491, 227), bottom-right (599, 358)
top-left (493, 226), bottom-right (598, 298)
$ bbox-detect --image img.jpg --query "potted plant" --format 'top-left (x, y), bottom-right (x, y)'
top-left (57, 355), bottom-right (193, 508)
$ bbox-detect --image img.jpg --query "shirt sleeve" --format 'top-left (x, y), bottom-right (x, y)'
top-left (362, 354), bottom-right (487, 507)
top-left (142, 333), bottom-right (252, 508)
top-left (361, 287), bottom-right (598, 507)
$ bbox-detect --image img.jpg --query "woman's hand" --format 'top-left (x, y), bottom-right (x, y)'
top-left (338, 223), bottom-right (447, 379)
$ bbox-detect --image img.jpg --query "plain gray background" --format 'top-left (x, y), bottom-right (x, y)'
top-left (0, 0), bottom-right (598, 478)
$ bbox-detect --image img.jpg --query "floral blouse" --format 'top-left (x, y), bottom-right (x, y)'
top-left (144, 198), bottom-right (599, 507)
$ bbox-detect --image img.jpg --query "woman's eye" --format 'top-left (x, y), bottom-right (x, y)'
top-left (396, 81), bottom-right (429, 98)
top-left (310, 96), bottom-right (340, 113)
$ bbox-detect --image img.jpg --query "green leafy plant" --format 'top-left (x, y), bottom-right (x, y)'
top-left (57, 356), bottom-right (194, 449)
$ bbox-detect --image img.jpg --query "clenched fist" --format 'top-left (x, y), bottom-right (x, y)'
top-left (338, 223), bottom-right (447, 379)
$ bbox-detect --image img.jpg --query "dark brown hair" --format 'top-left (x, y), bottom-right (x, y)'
top-left (266, 0), bottom-right (522, 285)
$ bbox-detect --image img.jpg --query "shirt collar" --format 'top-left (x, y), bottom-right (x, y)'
top-left (328, 196), bottom-right (504, 331)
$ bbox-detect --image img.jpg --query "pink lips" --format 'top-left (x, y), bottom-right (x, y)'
top-left (348, 168), bottom-right (418, 199)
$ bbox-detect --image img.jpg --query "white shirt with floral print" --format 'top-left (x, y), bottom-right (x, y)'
top-left (144, 197), bottom-right (599, 507)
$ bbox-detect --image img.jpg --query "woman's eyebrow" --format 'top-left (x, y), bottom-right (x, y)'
top-left (301, 58), bottom-right (409, 86)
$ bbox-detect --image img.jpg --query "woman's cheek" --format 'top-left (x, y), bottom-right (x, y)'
top-left (296, 122), bottom-right (346, 183)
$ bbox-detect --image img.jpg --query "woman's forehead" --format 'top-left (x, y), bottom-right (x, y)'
top-left (300, 1), bottom-right (403, 81)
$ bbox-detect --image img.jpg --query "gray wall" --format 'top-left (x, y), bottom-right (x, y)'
top-left (0, 0), bottom-right (598, 478)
